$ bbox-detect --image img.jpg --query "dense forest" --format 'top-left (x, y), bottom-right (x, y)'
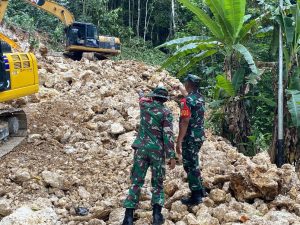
top-left (3, 0), bottom-right (300, 169)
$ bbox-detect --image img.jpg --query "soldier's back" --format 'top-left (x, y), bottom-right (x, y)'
top-left (132, 101), bottom-right (171, 151)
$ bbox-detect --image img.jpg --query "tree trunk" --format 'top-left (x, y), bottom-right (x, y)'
top-left (129, 0), bottom-right (131, 28)
top-left (223, 98), bottom-right (251, 154)
top-left (143, 0), bottom-right (149, 42)
top-left (269, 69), bottom-right (278, 163)
top-left (132, 0), bottom-right (135, 30)
top-left (136, 0), bottom-right (141, 37)
top-left (171, 0), bottom-right (176, 36)
top-left (222, 55), bottom-right (251, 154)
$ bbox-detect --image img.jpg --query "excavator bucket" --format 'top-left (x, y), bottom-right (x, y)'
top-left (0, 108), bottom-right (27, 158)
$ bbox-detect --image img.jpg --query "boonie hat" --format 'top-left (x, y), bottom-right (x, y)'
top-left (148, 87), bottom-right (169, 100)
top-left (184, 74), bottom-right (201, 84)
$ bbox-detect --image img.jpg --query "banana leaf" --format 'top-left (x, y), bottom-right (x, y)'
top-left (156, 36), bottom-right (211, 49)
top-left (216, 74), bottom-right (235, 97)
top-left (160, 42), bottom-right (218, 68)
top-left (233, 44), bottom-right (258, 74)
top-left (232, 68), bottom-right (245, 92)
top-left (177, 50), bottom-right (218, 76)
top-left (204, 0), bottom-right (233, 43)
top-left (287, 89), bottom-right (300, 127)
top-left (223, 0), bottom-right (246, 39)
top-left (178, 0), bottom-right (224, 40)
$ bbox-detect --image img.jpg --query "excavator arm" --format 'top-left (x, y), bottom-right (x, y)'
top-left (25, 0), bottom-right (74, 26)
top-left (0, 0), bottom-right (75, 50)
top-left (0, 33), bottom-right (21, 51)
top-left (1, 0), bottom-right (74, 26)
top-left (0, 0), bottom-right (21, 51)
top-left (0, 0), bottom-right (8, 22)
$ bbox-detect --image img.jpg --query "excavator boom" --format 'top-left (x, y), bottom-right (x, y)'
top-left (0, 0), bottom-right (8, 22)
top-left (0, 33), bottom-right (21, 52)
top-left (25, 0), bottom-right (74, 26)
top-left (0, 0), bottom-right (22, 52)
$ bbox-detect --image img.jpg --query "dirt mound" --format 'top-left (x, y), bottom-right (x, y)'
top-left (0, 53), bottom-right (299, 224)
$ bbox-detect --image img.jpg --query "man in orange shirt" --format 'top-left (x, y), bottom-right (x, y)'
top-left (175, 74), bottom-right (206, 206)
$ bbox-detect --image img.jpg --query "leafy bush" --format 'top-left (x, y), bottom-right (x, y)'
top-left (115, 37), bottom-right (167, 66)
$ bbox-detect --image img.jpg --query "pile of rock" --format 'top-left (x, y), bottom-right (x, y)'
top-left (0, 54), bottom-right (299, 225)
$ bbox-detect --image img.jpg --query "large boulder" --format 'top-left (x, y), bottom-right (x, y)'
top-left (0, 206), bottom-right (58, 225)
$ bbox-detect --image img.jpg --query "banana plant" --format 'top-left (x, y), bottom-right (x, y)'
top-left (158, 0), bottom-right (265, 78)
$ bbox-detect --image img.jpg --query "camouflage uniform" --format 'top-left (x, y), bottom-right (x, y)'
top-left (181, 91), bottom-right (205, 191)
top-left (124, 96), bottom-right (175, 209)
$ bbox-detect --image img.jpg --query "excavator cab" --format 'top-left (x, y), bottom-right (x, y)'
top-left (66, 22), bottom-right (98, 48)
top-left (65, 22), bottom-right (121, 60)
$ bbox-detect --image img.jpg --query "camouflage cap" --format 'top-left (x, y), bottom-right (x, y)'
top-left (148, 86), bottom-right (169, 100)
top-left (184, 74), bottom-right (201, 84)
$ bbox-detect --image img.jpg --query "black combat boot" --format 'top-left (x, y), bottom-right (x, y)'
top-left (181, 190), bottom-right (203, 206)
top-left (122, 208), bottom-right (134, 225)
top-left (152, 204), bottom-right (164, 225)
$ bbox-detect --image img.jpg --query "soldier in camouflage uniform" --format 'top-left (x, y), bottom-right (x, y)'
top-left (175, 74), bottom-right (205, 206)
top-left (122, 87), bottom-right (176, 225)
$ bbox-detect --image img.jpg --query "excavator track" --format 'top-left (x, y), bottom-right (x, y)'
top-left (0, 108), bottom-right (27, 158)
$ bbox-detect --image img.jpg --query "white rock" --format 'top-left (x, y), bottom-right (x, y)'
top-left (27, 134), bottom-right (42, 143)
top-left (78, 186), bottom-right (91, 199)
top-left (13, 169), bottom-right (31, 183)
top-left (0, 206), bottom-right (58, 225)
top-left (110, 123), bottom-right (125, 135)
top-left (41, 171), bottom-right (64, 189)
top-left (107, 208), bottom-right (124, 225)
top-left (175, 222), bottom-right (187, 225)
top-left (64, 145), bottom-right (77, 154)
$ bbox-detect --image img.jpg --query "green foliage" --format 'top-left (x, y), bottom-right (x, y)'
top-left (232, 44), bottom-right (258, 74)
top-left (6, 13), bottom-right (35, 31)
top-left (177, 50), bottom-right (218, 76)
top-left (114, 38), bottom-right (167, 65)
top-left (160, 0), bottom-right (262, 77)
top-left (214, 74), bottom-right (235, 98)
top-left (178, 0), bottom-right (223, 40)
top-left (232, 69), bottom-right (245, 92)
top-left (287, 90), bottom-right (300, 127)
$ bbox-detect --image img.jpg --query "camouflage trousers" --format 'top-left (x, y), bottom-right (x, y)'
top-left (182, 138), bottom-right (204, 191)
top-left (123, 148), bottom-right (166, 208)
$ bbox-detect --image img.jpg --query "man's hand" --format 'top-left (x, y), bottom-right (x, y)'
top-left (176, 141), bottom-right (182, 155)
top-left (168, 158), bottom-right (176, 170)
top-left (173, 84), bottom-right (188, 97)
top-left (172, 84), bottom-right (183, 91)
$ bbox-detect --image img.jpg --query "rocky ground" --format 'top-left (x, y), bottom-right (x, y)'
top-left (0, 41), bottom-right (300, 224)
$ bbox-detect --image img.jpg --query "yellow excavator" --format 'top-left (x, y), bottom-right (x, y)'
top-left (28, 0), bottom-right (121, 60)
top-left (0, 43), bottom-right (38, 157)
top-left (0, 0), bottom-right (38, 157)
top-left (1, 0), bottom-right (121, 60)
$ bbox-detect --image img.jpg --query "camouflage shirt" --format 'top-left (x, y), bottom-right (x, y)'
top-left (183, 91), bottom-right (205, 142)
top-left (132, 99), bottom-right (175, 159)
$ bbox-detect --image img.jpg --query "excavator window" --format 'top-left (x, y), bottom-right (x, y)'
top-left (86, 25), bottom-right (98, 40)
top-left (66, 23), bottom-right (99, 48)
top-left (0, 42), bottom-right (11, 92)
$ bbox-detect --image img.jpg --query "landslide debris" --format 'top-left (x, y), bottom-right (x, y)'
top-left (0, 53), bottom-right (299, 225)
